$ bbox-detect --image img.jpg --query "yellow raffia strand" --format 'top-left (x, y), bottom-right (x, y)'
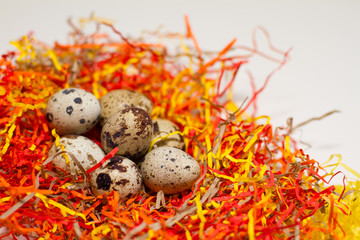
top-left (177, 222), bottom-right (193, 240)
top-left (222, 134), bottom-right (240, 144)
top-left (75, 76), bottom-right (91, 84)
top-left (170, 69), bottom-right (186, 89)
top-left (225, 101), bottom-right (240, 115)
top-left (52, 129), bottom-right (60, 146)
top-left (215, 153), bottom-right (267, 183)
top-left (91, 224), bottom-right (112, 239)
top-left (103, 62), bottom-right (124, 76)
top-left (0, 197), bottom-right (11, 203)
top-left (205, 135), bottom-right (213, 168)
top-left (225, 155), bottom-right (248, 163)
top-left (185, 227), bottom-right (192, 240)
top-left (169, 88), bottom-right (181, 117)
top-left (11, 40), bottom-right (27, 60)
top-left (51, 224), bottom-right (58, 233)
top-left (59, 183), bottom-right (73, 189)
top-left (321, 154), bottom-right (343, 177)
top-left (243, 135), bottom-right (258, 153)
top-left (92, 82), bottom-right (101, 99)
top-left (284, 136), bottom-right (291, 159)
top-left (0, 86), bottom-right (6, 96)
top-left (34, 192), bottom-right (86, 220)
top-left (193, 145), bottom-right (199, 160)
top-left (148, 130), bottom-right (184, 151)
top-left (243, 116), bottom-right (270, 153)
top-left (257, 190), bottom-right (273, 207)
top-left (211, 200), bottom-right (220, 209)
top-left (248, 209), bottom-right (255, 240)
top-left (194, 193), bottom-right (206, 238)
top-left (10, 35), bottom-right (35, 61)
top-left (199, 186), bottom-right (207, 195)
top-left (204, 81), bottom-right (212, 125)
top-left (132, 209), bottom-right (139, 222)
top-left (0, 111), bottom-right (19, 134)
top-left (39, 233), bottom-right (50, 240)
top-left (179, 36), bottom-right (194, 74)
top-left (340, 162), bottom-right (360, 179)
top-left (212, 172), bottom-right (237, 182)
top-left (47, 49), bottom-right (62, 71)
top-left (147, 229), bottom-right (155, 239)
top-left (51, 129), bottom-right (69, 164)
top-left (1, 124), bottom-right (16, 156)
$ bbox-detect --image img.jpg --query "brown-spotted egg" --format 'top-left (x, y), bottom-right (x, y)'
top-left (152, 119), bottom-right (185, 150)
top-left (48, 135), bottom-right (105, 174)
top-left (140, 146), bottom-right (201, 194)
top-left (101, 107), bottom-right (152, 159)
top-left (90, 156), bottom-right (142, 199)
top-left (46, 88), bottom-right (101, 135)
top-left (99, 89), bottom-right (153, 126)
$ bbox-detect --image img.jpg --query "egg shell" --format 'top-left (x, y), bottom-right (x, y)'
top-left (46, 88), bottom-right (101, 135)
top-left (101, 107), bottom-right (153, 159)
top-left (99, 89), bottom-right (153, 126)
top-left (140, 146), bottom-right (201, 194)
top-left (90, 156), bottom-right (143, 199)
top-left (152, 119), bottom-right (185, 150)
top-left (48, 135), bottom-right (105, 174)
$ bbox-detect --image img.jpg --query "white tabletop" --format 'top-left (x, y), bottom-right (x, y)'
top-left (1, 0), bottom-right (359, 185)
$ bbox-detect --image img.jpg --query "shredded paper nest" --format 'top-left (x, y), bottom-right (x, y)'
top-left (0, 16), bottom-right (359, 240)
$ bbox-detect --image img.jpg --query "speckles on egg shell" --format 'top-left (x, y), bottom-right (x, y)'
top-left (66, 106), bottom-right (73, 115)
top-left (133, 108), bottom-right (152, 137)
top-left (87, 154), bottom-right (97, 165)
top-left (96, 173), bottom-right (112, 190)
top-left (103, 131), bottom-right (117, 149)
top-left (99, 89), bottom-right (153, 126)
top-left (116, 179), bottom-right (130, 186)
top-left (101, 108), bottom-right (152, 159)
top-left (48, 135), bottom-right (105, 175)
top-left (107, 156), bottom-right (128, 172)
top-left (45, 88), bottom-right (101, 135)
top-left (153, 122), bottom-right (159, 134)
top-left (151, 119), bottom-right (185, 150)
top-left (46, 113), bottom-right (53, 122)
top-left (90, 157), bottom-right (143, 199)
top-left (74, 97), bottom-right (82, 104)
top-left (140, 146), bottom-right (201, 195)
top-left (63, 89), bottom-right (76, 94)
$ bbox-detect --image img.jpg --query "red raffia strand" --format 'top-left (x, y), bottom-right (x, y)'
top-left (0, 15), bottom-right (357, 239)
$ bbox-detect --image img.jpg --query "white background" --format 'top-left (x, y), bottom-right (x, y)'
top-left (0, 0), bottom-right (359, 185)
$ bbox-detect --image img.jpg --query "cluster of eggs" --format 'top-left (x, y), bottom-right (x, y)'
top-left (45, 88), bottom-right (201, 199)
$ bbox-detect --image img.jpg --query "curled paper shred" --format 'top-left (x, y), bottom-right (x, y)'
top-left (0, 15), bottom-right (356, 239)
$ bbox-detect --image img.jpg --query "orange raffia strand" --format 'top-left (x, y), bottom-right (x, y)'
top-left (184, 15), bottom-right (202, 65)
top-left (0, 18), bottom-right (353, 240)
top-left (198, 38), bottom-right (237, 75)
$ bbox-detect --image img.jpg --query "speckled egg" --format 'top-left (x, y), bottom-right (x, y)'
top-left (152, 119), bottom-right (185, 150)
top-left (140, 147), bottom-right (201, 194)
top-left (46, 88), bottom-right (101, 135)
top-left (90, 156), bottom-right (142, 199)
top-left (99, 89), bottom-right (153, 126)
top-left (101, 107), bottom-right (152, 159)
top-left (48, 135), bottom-right (105, 174)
